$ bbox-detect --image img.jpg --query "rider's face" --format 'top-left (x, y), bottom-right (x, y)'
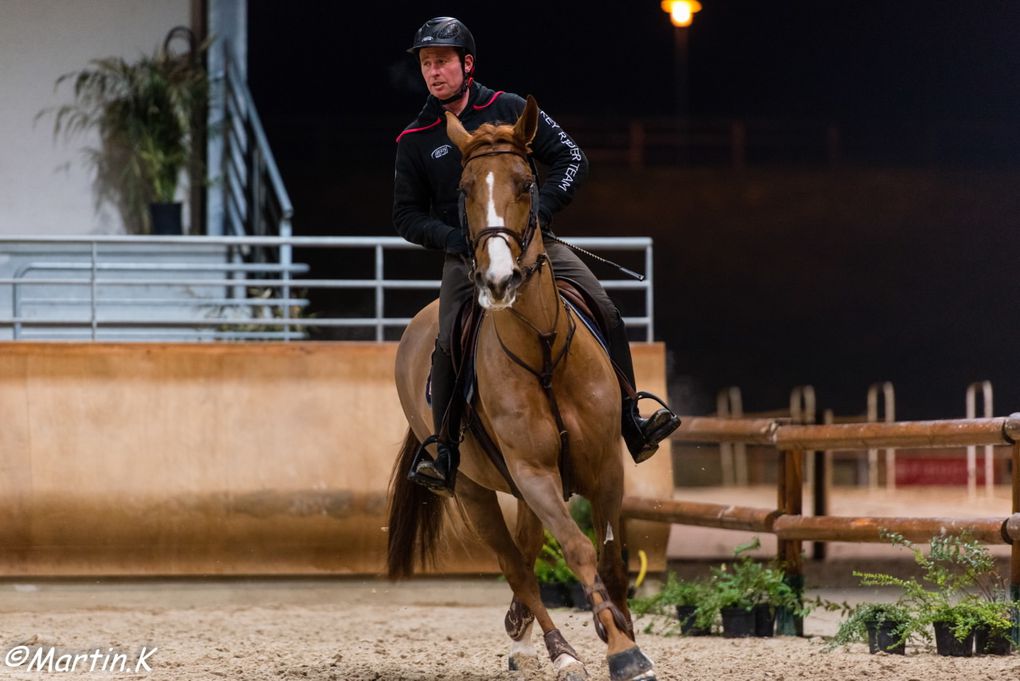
top-left (419, 47), bottom-right (473, 100)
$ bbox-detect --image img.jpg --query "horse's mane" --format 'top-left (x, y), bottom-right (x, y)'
top-left (461, 123), bottom-right (531, 160)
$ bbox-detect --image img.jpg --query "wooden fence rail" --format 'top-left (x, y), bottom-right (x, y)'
top-left (620, 413), bottom-right (1020, 635)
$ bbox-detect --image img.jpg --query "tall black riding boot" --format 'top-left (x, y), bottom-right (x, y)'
top-left (408, 344), bottom-right (462, 497)
top-left (605, 320), bottom-right (681, 464)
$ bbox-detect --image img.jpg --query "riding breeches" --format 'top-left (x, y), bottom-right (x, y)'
top-left (436, 240), bottom-right (637, 387)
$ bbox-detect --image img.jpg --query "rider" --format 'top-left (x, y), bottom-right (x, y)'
top-left (393, 16), bottom-right (680, 496)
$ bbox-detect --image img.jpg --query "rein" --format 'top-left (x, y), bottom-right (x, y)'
top-left (459, 143), bottom-right (576, 499)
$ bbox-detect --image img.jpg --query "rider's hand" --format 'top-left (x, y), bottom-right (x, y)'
top-left (445, 229), bottom-right (470, 255)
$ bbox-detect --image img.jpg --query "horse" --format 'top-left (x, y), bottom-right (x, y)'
top-left (387, 95), bottom-right (657, 681)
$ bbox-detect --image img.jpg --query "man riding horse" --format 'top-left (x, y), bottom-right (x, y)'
top-left (393, 16), bottom-right (680, 496)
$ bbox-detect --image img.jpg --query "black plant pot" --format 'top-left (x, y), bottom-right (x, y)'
top-left (754, 604), bottom-right (776, 637)
top-left (149, 201), bottom-right (183, 235)
top-left (865, 620), bottom-right (906, 655)
top-left (539, 583), bottom-right (572, 609)
top-left (720, 606), bottom-right (755, 638)
top-left (569, 582), bottom-right (591, 611)
top-left (675, 605), bottom-right (711, 636)
top-left (933, 621), bottom-right (974, 657)
top-left (974, 625), bottom-right (1012, 656)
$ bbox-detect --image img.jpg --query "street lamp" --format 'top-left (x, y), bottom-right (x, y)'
top-left (661, 0), bottom-right (701, 28)
top-left (661, 1), bottom-right (701, 154)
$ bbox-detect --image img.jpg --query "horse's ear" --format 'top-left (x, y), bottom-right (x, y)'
top-left (445, 111), bottom-right (472, 153)
top-left (514, 95), bottom-right (539, 147)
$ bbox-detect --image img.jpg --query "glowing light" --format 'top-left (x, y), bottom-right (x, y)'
top-left (661, 0), bottom-right (702, 28)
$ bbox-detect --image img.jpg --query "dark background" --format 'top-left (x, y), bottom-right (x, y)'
top-left (248, 1), bottom-right (1020, 420)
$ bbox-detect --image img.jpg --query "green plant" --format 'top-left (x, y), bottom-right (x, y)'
top-left (828, 602), bottom-right (913, 650)
top-left (534, 530), bottom-right (577, 586)
top-left (631, 572), bottom-right (716, 632)
top-left (970, 599), bottom-right (1015, 640)
top-left (705, 538), bottom-right (808, 617)
top-left (843, 531), bottom-right (1017, 647)
top-left (39, 27), bottom-right (208, 232)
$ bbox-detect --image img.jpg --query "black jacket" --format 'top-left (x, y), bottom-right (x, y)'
top-left (392, 82), bottom-right (588, 253)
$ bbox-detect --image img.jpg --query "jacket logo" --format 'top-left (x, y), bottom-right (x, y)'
top-left (431, 144), bottom-right (452, 159)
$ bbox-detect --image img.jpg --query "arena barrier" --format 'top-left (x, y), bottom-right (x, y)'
top-left (0, 342), bottom-right (671, 576)
top-left (621, 415), bottom-right (1020, 623)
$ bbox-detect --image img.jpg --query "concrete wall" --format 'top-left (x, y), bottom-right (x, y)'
top-left (0, 0), bottom-right (191, 235)
top-left (0, 342), bottom-right (672, 576)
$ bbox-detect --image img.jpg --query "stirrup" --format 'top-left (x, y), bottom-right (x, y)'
top-left (407, 435), bottom-right (456, 497)
top-left (627, 392), bottom-right (681, 464)
top-left (634, 391), bottom-right (679, 417)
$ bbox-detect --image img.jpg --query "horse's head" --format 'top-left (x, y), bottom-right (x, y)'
top-left (445, 96), bottom-right (540, 310)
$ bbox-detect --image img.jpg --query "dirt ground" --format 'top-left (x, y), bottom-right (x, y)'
top-left (1, 578), bottom-right (1016, 681)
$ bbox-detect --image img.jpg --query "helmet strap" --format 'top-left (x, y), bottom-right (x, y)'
top-left (438, 75), bottom-right (473, 106)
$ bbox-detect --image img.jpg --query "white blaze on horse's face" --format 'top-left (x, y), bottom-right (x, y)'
top-left (476, 170), bottom-right (519, 310)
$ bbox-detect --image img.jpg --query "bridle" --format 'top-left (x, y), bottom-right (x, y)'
top-left (457, 141), bottom-right (578, 501)
top-left (457, 145), bottom-right (545, 279)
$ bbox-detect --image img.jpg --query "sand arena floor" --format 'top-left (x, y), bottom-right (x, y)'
top-left (1, 578), bottom-right (1017, 681)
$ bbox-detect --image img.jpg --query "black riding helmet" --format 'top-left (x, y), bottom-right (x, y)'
top-left (408, 17), bottom-right (476, 104)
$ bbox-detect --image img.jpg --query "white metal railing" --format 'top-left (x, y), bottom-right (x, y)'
top-left (0, 235), bottom-right (654, 342)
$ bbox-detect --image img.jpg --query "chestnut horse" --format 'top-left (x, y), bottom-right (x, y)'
top-left (387, 96), bottom-right (656, 681)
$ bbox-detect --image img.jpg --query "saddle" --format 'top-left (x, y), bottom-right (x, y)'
top-left (427, 278), bottom-right (618, 501)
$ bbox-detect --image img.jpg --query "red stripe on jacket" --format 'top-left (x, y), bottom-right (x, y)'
top-left (473, 91), bottom-right (505, 110)
top-left (395, 117), bottom-right (442, 143)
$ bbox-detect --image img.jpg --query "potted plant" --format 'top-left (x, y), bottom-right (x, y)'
top-left (924, 599), bottom-right (981, 657)
top-left (829, 602), bottom-right (913, 654)
top-left (631, 572), bottom-right (715, 636)
top-left (853, 531), bottom-right (1018, 657)
top-left (40, 26), bottom-right (208, 234)
top-left (971, 600), bottom-right (1014, 656)
top-left (706, 537), bottom-right (807, 638)
top-left (534, 530), bottom-right (577, 609)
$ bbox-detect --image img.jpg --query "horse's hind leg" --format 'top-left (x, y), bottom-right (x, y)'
top-left (505, 502), bottom-right (544, 670)
top-left (455, 477), bottom-right (588, 679)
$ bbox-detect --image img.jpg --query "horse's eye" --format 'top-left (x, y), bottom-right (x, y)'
top-left (518, 180), bottom-right (534, 196)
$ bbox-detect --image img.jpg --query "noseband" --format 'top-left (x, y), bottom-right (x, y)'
top-left (458, 146), bottom-right (543, 276)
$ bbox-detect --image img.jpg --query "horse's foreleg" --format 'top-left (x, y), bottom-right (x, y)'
top-left (591, 483), bottom-right (634, 640)
top-left (515, 469), bottom-right (655, 681)
top-left (455, 477), bottom-right (585, 677)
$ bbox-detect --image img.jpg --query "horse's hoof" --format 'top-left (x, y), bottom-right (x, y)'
top-left (554, 657), bottom-right (589, 681)
top-left (508, 652), bottom-right (540, 672)
top-left (607, 647), bottom-right (655, 681)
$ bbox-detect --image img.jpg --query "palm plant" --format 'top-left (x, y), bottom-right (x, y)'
top-left (40, 27), bottom-right (208, 232)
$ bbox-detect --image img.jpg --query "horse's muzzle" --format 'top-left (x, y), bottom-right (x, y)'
top-left (476, 267), bottom-right (523, 310)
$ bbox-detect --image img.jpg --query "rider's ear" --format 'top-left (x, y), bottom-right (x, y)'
top-left (514, 95), bottom-right (539, 148)
top-left (445, 111), bottom-right (471, 153)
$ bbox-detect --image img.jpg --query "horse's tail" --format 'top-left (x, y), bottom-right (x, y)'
top-left (387, 428), bottom-right (448, 580)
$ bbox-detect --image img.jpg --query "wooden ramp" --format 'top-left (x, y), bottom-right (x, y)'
top-left (0, 342), bottom-right (671, 576)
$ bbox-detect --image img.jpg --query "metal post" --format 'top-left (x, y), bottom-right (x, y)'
top-left (673, 26), bottom-right (690, 165)
top-left (374, 244), bottom-right (385, 342)
top-left (645, 242), bottom-right (654, 342)
top-left (966, 381), bottom-right (994, 498)
top-left (867, 382), bottom-right (895, 490)
top-left (777, 447), bottom-right (804, 636)
top-left (12, 274), bottom-right (20, 340)
top-left (717, 387), bottom-right (746, 486)
top-left (90, 241), bottom-right (98, 341)
top-left (279, 220), bottom-right (292, 340)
